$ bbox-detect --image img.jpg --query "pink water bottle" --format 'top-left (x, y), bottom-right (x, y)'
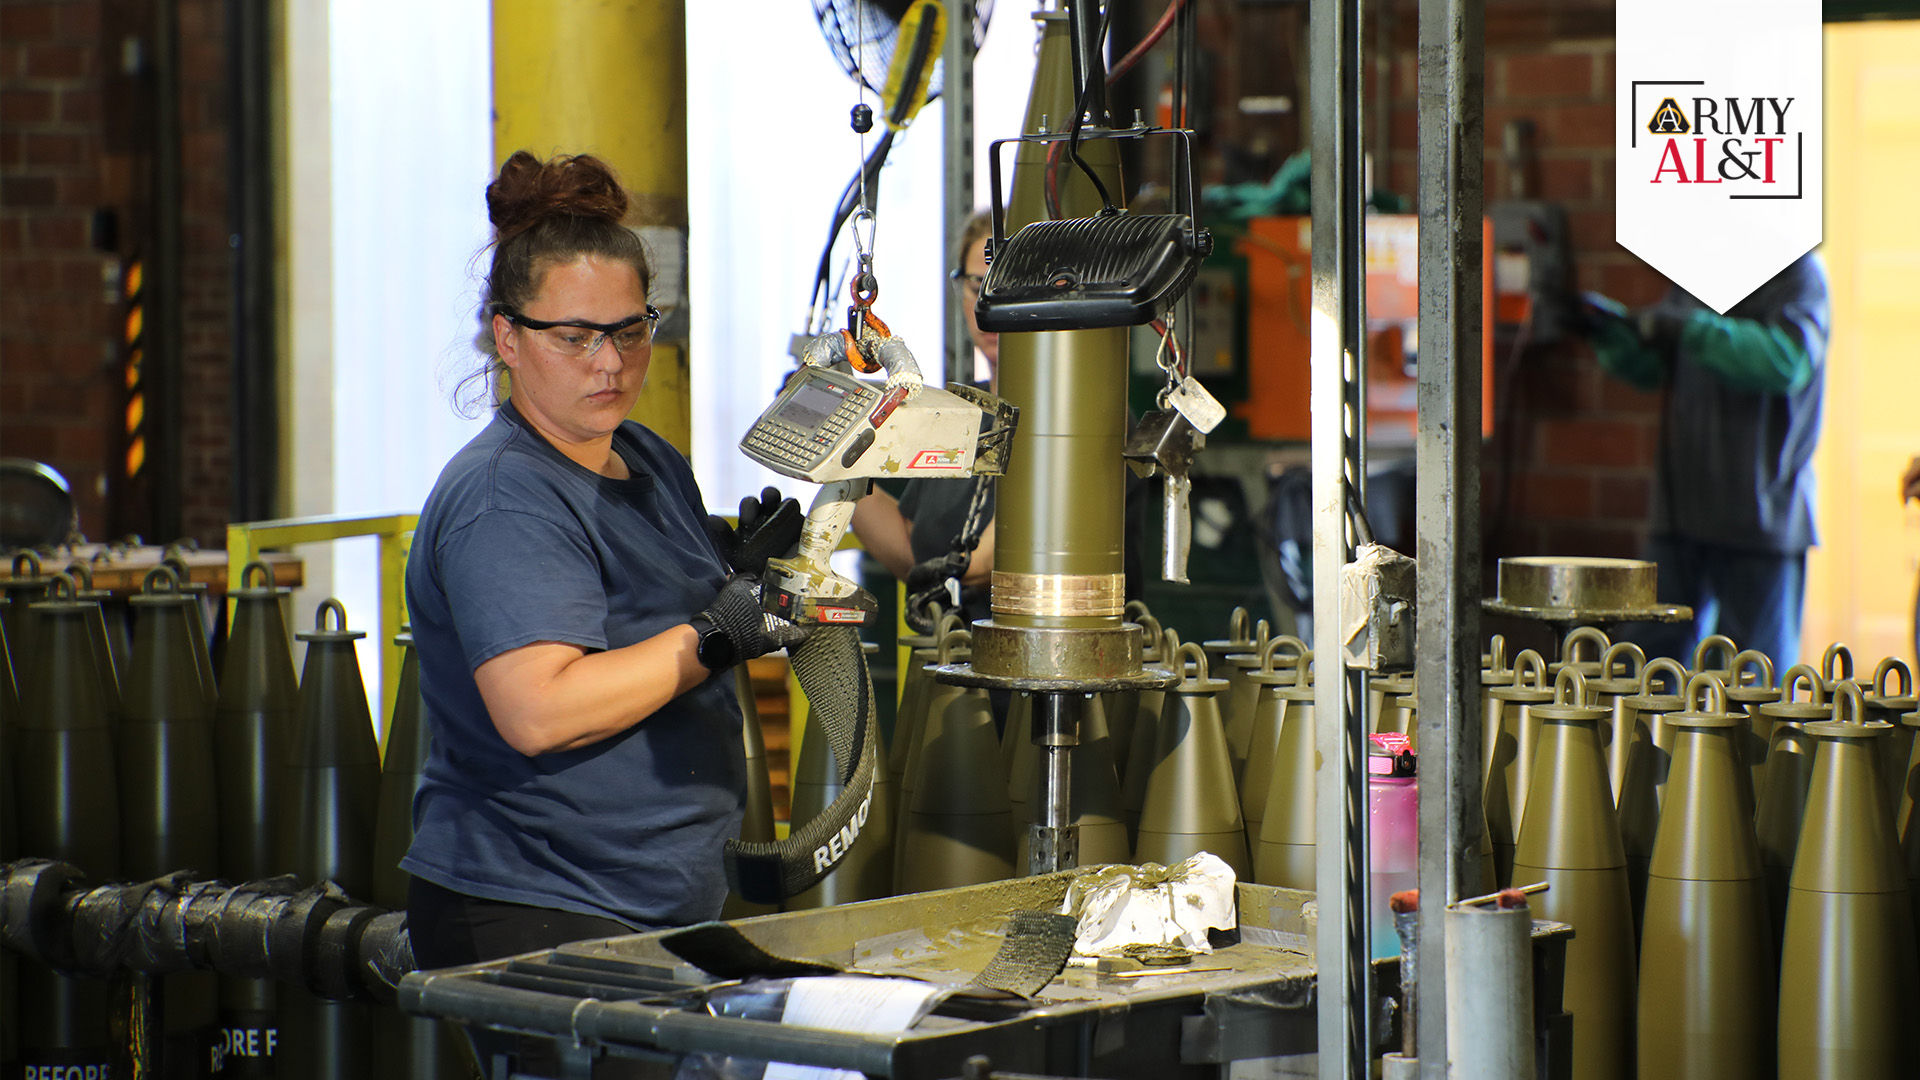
top-left (1369, 732), bottom-right (1419, 960)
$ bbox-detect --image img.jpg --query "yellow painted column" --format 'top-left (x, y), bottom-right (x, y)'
top-left (493, 0), bottom-right (692, 453)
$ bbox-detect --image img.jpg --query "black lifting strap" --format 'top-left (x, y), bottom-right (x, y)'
top-left (721, 625), bottom-right (877, 904)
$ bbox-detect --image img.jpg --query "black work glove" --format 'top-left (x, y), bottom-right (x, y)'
top-left (905, 550), bottom-right (969, 596)
top-left (1573, 291), bottom-right (1631, 339)
top-left (689, 573), bottom-right (815, 671)
top-left (704, 487), bottom-right (804, 576)
top-left (903, 552), bottom-right (969, 634)
top-left (1632, 304), bottom-right (1692, 364)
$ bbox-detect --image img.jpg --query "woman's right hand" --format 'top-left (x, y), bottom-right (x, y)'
top-left (693, 574), bottom-right (815, 669)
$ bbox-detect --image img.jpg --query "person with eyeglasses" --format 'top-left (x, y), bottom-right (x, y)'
top-left (402, 152), bottom-right (806, 968)
top-left (850, 211), bottom-right (1002, 620)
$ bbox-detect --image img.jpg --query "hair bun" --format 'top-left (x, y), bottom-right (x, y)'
top-left (486, 151), bottom-right (630, 241)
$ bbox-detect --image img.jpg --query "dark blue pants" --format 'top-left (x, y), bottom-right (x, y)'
top-left (1626, 534), bottom-right (1807, 669)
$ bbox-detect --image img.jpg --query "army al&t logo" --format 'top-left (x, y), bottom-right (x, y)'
top-left (1615, 0), bottom-right (1821, 313)
top-left (1635, 90), bottom-right (1803, 194)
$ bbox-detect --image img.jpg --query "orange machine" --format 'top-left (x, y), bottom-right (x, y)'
top-left (1235, 215), bottom-right (1497, 442)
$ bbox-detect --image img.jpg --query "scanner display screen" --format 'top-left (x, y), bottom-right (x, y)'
top-left (778, 382), bottom-right (842, 430)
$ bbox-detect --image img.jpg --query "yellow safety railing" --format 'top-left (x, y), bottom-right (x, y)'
top-left (227, 513), bottom-right (418, 736)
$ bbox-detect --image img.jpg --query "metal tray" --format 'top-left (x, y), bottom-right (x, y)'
top-left (401, 869), bottom-right (1569, 1079)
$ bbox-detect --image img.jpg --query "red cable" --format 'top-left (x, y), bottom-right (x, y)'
top-left (1107, 0), bottom-right (1190, 86)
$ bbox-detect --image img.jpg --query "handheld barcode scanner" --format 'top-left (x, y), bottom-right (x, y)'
top-left (740, 331), bottom-right (1016, 629)
top-left (722, 330), bottom-right (1015, 904)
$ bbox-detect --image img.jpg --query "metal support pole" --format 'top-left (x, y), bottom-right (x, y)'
top-left (942, 1), bottom-right (976, 387)
top-left (493, 0), bottom-right (692, 452)
top-left (1310, 0), bottom-right (1369, 1073)
top-left (151, 0), bottom-right (184, 541)
top-left (1412, 0), bottom-right (1485, 1072)
top-left (1028, 692), bottom-right (1082, 874)
top-left (227, 0), bottom-right (279, 523)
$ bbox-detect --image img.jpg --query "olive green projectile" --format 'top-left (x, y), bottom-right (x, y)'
top-left (162, 554), bottom-right (219, 712)
top-left (16, 574), bottom-right (122, 866)
top-left (123, 564), bottom-right (222, 1080)
top-left (1687, 633), bottom-right (1740, 685)
top-left (735, 664), bottom-right (775, 845)
top-left (894, 628), bottom-right (971, 881)
top-left (1102, 688), bottom-right (1138, 781)
top-left (1720, 650), bottom-right (1778, 817)
top-left (1547, 625), bottom-right (1611, 681)
top-left (1199, 607), bottom-right (1256, 672)
top-left (790, 688), bottom-right (897, 908)
top-left (1864, 657), bottom-right (1916, 821)
top-left (1479, 637), bottom-right (1515, 883)
top-left (1, 596), bottom-right (15, 1069)
top-left (1370, 671), bottom-right (1414, 738)
top-left (1485, 649), bottom-right (1552, 889)
top-left (279, 996), bottom-right (370, 1080)
top-left (1902, 709), bottom-right (1920, 965)
top-left (1616, 657), bottom-right (1688, 939)
top-left (1014, 694), bottom-right (1129, 870)
top-left (1753, 665), bottom-right (1831, 955)
top-left (721, 663), bottom-right (781, 918)
top-left (1219, 618), bottom-right (1270, 783)
top-left (1819, 641), bottom-right (1854, 693)
top-left (1250, 650), bottom-right (1317, 886)
top-left (1239, 638), bottom-right (1309, 848)
top-left (898, 634), bottom-right (1011, 893)
top-left (1136, 643), bottom-right (1249, 876)
top-left (2, 597), bottom-right (16, 852)
top-left (275, 601), bottom-right (374, 1080)
top-left (1105, 607), bottom-right (1162, 778)
top-left (994, 8), bottom-right (1127, 598)
top-left (1, 551), bottom-right (51, 671)
top-left (120, 566), bottom-right (220, 877)
top-left (280, 599), bottom-right (380, 899)
top-left (1901, 709), bottom-right (1920, 849)
top-left (371, 630), bottom-right (425, 911)
top-left (213, 561), bottom-right (296, 1023)
top-left (1637, 676), bottom-right (1774, 1080)
top-left (15, 574), bottom-right (120, 1062)
top-left (1590, 641), bottom-right (1648, 805)
top-left (887, 612), bottom-right (961, 798)
top-left (1004, 691), bottom-right (1032, 824)
top-left (216, 561), bottom-right (298, 883)
top-left (1777, 697), bottom-right (1920, 1078)
top-left (1122, 627), bottom-right (1181, 840)
top-left (1511, 669), bottom-right (1635, 1080)
top-left (65, 562), bottom-right (127, 711)
top-left (369, 1006), bottom-right (470, 1080)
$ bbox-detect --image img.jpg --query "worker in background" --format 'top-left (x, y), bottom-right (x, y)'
top-left (403, 152), bottom-right (806, 968)
top-left (850, 211), bottom-right (1000, 622)
top-left (1581, 252), bottom-right (1830, 668)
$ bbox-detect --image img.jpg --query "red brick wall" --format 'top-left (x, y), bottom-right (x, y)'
top-left (177, 0), bottom-right (232, 547)
top-left (1380, 5), bottom-right (1673, 564)
top-left (0, 0), bottom-right (232, 548)
top-left (1, 0), bottom-right (118, 536)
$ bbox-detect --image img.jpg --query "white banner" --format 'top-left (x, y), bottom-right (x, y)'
top-left (1615, 0), bottom-right (1822, 313)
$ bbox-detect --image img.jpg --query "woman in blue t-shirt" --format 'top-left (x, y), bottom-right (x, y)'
top-left (402, 151), bottom-right (804, 967)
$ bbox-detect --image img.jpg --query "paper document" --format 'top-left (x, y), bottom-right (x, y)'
top-left (763, 976), bottom-right (943, 1080)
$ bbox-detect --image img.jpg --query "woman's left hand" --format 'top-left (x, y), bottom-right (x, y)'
top-left (705, 487), bottom-right (803, 575)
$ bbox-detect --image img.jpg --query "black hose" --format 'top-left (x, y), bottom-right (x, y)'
top-left (0, 860), bottom-right (413, 1004)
